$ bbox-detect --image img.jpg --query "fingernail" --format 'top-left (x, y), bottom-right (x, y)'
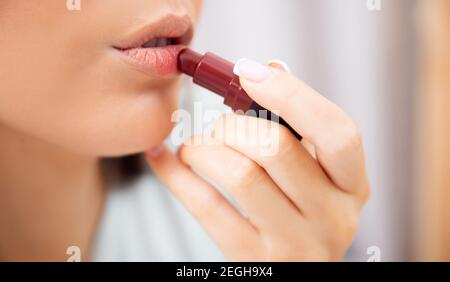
top-left (233, 58), bottom-right (273, 82)
top-left (147, 145), bottom-right (164, 158)
top-left (267, 59), bottom-right (292, 74)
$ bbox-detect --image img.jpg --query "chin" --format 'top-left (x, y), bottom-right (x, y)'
top-left (61, 98), bottom-right (177, 158)
top-left (95, 115), bottom-right (176, 158)
top-left (87, 83), bottom-right (180, 157)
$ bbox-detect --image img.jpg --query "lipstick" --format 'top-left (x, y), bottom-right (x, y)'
top-left (178, 48), bottom-right (302, 141)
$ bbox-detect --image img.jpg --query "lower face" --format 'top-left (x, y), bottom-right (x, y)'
top-left (0, 0), bottom-right (201, 157)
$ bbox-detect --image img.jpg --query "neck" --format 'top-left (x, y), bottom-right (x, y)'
top-left (0, 124), bottom-right (105, 261)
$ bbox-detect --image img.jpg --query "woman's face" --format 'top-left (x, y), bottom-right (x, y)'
top-left (0, 0), bottom-right (201, 156)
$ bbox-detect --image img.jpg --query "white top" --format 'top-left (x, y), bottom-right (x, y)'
top-left (91, 171), bottom-right (225, 262)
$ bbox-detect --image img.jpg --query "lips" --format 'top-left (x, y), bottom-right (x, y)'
top-left (113, 14), bottom-right (193, 77)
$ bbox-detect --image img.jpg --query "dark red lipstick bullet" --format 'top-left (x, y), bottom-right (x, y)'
top-left (178, 48), bottom-right (302, 141)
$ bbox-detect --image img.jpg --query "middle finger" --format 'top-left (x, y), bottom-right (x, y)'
top-left (179, 135), bottom-right (303, 234)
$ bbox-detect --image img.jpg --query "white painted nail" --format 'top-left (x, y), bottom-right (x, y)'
top-left (233, 58), bottom-right (274, 82)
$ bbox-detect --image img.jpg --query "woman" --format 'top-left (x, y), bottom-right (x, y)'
top-left (0, 0), bottom-right (369, 261)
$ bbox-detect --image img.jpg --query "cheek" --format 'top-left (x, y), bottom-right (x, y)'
top-left (0, 1), bottom-right (191, 157)
top-left (53, 54), bottom-right (182, 156)
top-left (0, 45), bottom-right (180, 157)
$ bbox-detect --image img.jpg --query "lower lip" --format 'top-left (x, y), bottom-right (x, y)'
top-left (114, 45), bottom-right (185, 77)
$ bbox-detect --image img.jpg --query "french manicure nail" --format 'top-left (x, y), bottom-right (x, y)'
top-left (233, 58), bottom-right (273, 82)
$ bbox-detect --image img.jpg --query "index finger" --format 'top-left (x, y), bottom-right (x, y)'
top-left (235, 60), bottom-right (368, 196)
top-left (145, 145), bottom-right (260, 259)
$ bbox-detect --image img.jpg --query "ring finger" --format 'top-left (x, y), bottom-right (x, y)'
top-left (179, 134), bottom-right (304, 234)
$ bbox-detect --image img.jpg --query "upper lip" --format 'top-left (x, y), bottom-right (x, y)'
top-left (113, 14), bottom-right (194, 50)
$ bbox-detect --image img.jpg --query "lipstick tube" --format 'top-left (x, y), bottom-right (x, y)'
top-left (178, 48), bottom-right (302, 141)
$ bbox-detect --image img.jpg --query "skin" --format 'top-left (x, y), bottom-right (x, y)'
top-left (146, 64), bottom-right (370, 261)
top-left (0, 0), bottom-right (201, 261)
top-left (0, 0), bottom-right (369, 261)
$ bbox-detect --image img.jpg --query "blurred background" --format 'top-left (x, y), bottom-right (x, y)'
top-left (179, 0), bottom-right (450, 261)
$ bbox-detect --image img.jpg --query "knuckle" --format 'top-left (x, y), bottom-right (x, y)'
top-left (322, 118), bottom-right (362, 157)
top-left (359, 181), bottom-right (371, 204)
top-left (345, 212), bottom-right (360, 237)
top-left (341, 120), bottom-right (362, 150)
top-left (269, 72), bottom-right (304, 110)
top-left (177, 144), bottom-right (189, 162)
top-left (277, 126), bottom-right (296, 152)
top-left (178, 142), bottom-right (194, 164)
top-left (195, 190), bottom-right (227, 219)
top-left (228, 155), bottom-right (263, 191)
top-left (344, 121), bottom-right (362, 148)
top-left (329, 208), bottom-right (360, 249)
top-left (262, 125), bottom-right (294, 160)
top-left (315, 189), bottom-right (337, 212)
top-left (280, 81), bottom-right (302, 107)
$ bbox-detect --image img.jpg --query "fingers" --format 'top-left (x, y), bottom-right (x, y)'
top-left (211, 113), bottom-right (343, 216)
top-left (267, 61), bottom-right (317, 158)
top-left (209, 113), bottom-right (364, 256)
top-left (179, 135), bottom-right (304, 234)
top-left (234, 60), bottom-right (368, 197)
top-left (145, 145), bottom-right (261, 259)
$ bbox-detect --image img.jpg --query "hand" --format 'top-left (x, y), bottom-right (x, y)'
top-left (145, 60), bottom-right (370, 261)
